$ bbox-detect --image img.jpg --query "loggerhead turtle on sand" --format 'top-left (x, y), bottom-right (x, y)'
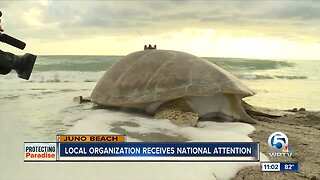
top-left (85, 49), bottom-right (280, 127)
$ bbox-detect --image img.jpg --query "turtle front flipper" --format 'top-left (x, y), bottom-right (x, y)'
top-left (73, 96), bottom-right (91, 104)
top-left (154, 99), bottom-right (199, 127)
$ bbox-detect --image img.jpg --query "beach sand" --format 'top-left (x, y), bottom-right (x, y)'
top-left (233, 111), bottom-right (320, 180)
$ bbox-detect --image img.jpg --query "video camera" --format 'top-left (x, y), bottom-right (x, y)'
top-left (0, 11), bottom-right (26, 49)
top-left (0, 10), bottom-right (37, 80)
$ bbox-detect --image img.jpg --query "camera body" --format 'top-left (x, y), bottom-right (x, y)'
top-left (0, 10), bottom-right (36, 80)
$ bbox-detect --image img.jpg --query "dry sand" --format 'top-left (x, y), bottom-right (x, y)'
top-left (233, 111), bottom-right (320, 180)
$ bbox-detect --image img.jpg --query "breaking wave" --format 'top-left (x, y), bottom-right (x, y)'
top-left (0, 71), bottom-right (103, 83)
top-left (235, 74), bottom-right (307, 80)
top-left (1, 55), bottom-right (319, 83)
top-left (29, 71), bottom-right (104, 83)
top-left (0, 71), bottom-right (308, 84)
top-left (34, 55), bottom-right (119, 72)
top-left (34, 56), bottom-right (295, 72)
top-left (206, 57), bottom-right (295, 71)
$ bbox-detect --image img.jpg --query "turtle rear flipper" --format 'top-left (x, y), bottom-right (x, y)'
top-left (242, 100), bottom-right (287, 118)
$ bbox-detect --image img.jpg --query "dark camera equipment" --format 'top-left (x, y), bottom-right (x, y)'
top-left (0, 10), bottom-right (37, 80)
top-left (0, 33), bottom-right (26, 50)
top-left (0, 10), bottom-right (26, 49)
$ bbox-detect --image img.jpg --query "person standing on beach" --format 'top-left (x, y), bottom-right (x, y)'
top-left (0, 10), bottom-right (37, 80)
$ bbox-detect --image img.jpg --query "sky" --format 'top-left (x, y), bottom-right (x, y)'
top-left (0, 0), bottom-right (320, 60)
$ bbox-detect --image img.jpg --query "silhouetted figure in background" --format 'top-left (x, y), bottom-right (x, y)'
top-left (0, 10), bottom-right (37, 80)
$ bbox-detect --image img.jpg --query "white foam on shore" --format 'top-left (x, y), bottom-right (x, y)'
top-left (0, 83), bottom-right (267, 180)
top-left (64, 109), bottom-right (268, 180)
top-left (0, 71), bottom-right (104, 83)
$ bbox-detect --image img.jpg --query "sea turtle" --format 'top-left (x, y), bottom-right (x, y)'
top-left (89, 49), bottom-right (277, 126)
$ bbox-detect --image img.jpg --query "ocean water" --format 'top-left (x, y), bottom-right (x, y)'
top-left (2, 55), bottom-right (319, 110)
top-left (0, 55), bottom-right (319, 180)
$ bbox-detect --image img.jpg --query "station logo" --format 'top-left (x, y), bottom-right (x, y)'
top-left (268, 132), bottom-right (292, 158)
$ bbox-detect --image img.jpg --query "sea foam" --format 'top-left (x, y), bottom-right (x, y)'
top-left (64, 107), bottom-right (267, 179)
top-left (0, 84), bottom-right (267, 180)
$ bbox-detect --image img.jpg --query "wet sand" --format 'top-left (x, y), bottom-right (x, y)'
top-left (233, 111), bottom-right (320, 180)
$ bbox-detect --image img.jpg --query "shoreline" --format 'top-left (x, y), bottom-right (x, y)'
top-left (233, 111), bottom-right (320, 180)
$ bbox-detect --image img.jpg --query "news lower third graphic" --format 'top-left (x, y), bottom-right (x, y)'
top-left (24, 135), bottom-right (260, 162)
